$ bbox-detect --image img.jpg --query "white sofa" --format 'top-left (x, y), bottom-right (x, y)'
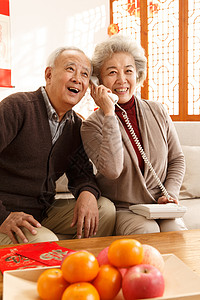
top-left (174, 122), bottom-right (200, 230)
top-left (55, 121), bottom-right (200, 232)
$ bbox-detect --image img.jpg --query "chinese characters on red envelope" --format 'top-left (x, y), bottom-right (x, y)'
top-left (0, 241), bottom-right (75, 273)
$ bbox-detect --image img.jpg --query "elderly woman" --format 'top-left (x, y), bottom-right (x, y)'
top-left (81, 34), bottom-right (187, 235)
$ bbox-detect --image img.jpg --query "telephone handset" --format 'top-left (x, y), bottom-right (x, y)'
top-left (90, 76), bottom-right (119, 104)
top-left (90, 75), bottom-right (172, 202)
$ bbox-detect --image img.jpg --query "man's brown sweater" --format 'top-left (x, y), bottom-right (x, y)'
top-left (0, 88), bottom-right (99, 224)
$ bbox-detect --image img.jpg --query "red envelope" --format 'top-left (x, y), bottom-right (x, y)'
top-left (16, 241), bottom-right (75, 266)
top-left (0, 242), bottom-right (75, 273)
top-left (0, 244), bottom-right (46, 273)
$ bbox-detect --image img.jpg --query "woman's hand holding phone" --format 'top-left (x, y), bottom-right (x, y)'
top-left (90, 77), bottom-right (117, 116)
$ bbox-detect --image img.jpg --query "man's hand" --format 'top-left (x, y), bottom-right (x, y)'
top-left (0, 212), bottom-right (41, 244)
top-left (157, 196), bottom-right (179, 205)
top-left (71, 191), bottom-right (99, 239)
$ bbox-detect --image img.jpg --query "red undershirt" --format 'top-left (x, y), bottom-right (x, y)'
top-left (115, 96), bottom-right (144, 173)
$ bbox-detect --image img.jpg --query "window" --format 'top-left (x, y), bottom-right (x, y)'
top-left (110, 0), bottom-right (200, 121)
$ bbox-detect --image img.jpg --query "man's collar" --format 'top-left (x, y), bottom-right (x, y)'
top-left (41, 87), bottom-right (74, 122)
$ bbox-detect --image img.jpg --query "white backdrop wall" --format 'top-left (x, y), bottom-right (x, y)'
top-left (0, 0), bottom-right (109, 114)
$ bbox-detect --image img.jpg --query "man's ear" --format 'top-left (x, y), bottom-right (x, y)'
top-left (45, 67), bottom-right (52, 83)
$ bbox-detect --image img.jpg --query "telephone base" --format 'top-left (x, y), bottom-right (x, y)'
top-left (129, 203), bottom-right (187, 219)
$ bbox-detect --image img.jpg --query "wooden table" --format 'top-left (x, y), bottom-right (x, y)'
top-left (1, 229), bottom-right (200, 299)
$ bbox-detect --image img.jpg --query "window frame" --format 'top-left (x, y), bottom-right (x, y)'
top-left (110, 0), bottom-right (200, 121)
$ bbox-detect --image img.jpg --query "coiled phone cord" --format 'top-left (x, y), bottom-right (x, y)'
top-left (115, 103), bottom-right (172, 201)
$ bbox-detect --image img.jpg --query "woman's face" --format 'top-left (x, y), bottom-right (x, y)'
top-left (100, 52), bottom-right (137, 104)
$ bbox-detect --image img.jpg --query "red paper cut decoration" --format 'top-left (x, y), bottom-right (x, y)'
top-left (126, 0), bottom-right (159, 18)
top-left (0, 0), bottom-right (13, 87)
top-left (127, 0), bottom-right (140, 17)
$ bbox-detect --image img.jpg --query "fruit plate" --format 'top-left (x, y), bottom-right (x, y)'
top-left (3, 254), bottom-right (200, 300)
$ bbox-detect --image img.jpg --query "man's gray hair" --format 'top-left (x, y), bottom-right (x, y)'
top-left (92, 34), bottom-right (147, 87)
top-left (46, 46), bottom-right (92, 70)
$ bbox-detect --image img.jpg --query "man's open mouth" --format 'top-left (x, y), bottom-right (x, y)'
top-left (68, 87), bottom-right (79, 94)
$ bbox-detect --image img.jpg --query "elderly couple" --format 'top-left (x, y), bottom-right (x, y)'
top-left (0, 34), bottom-right (187, 245)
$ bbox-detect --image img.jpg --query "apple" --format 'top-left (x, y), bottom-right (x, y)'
top-left (141, 244), bottom-right (165, 273)
top-left (97, 246), bottom-right (110, 266)
top-left (122, 264), bottom-right (165, 300)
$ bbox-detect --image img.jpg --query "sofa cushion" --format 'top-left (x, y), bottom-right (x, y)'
top-left (181, 199), bottom-right (200, 229)
top-left (174, 122), bottom-right (200, 146)
top-left (179, 145), bottom-right (200, 200)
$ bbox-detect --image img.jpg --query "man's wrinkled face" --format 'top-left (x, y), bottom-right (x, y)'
top-left (45, 49), bottom-right (91, 117)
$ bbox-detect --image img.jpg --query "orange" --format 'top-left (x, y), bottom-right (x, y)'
top-left (61, 282), bottom-right (100, 300)
top-left (108, 238), bottom-right (144, 268)
top-left (92, 264), bottom-right (122, 300)
top-left (61, 250), bottom-right (99, 283)
top-left (37, 268), bottom-right (69, 300)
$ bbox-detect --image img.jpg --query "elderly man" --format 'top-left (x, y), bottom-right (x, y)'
top-left (0, 46), bottom-right (116, 244)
